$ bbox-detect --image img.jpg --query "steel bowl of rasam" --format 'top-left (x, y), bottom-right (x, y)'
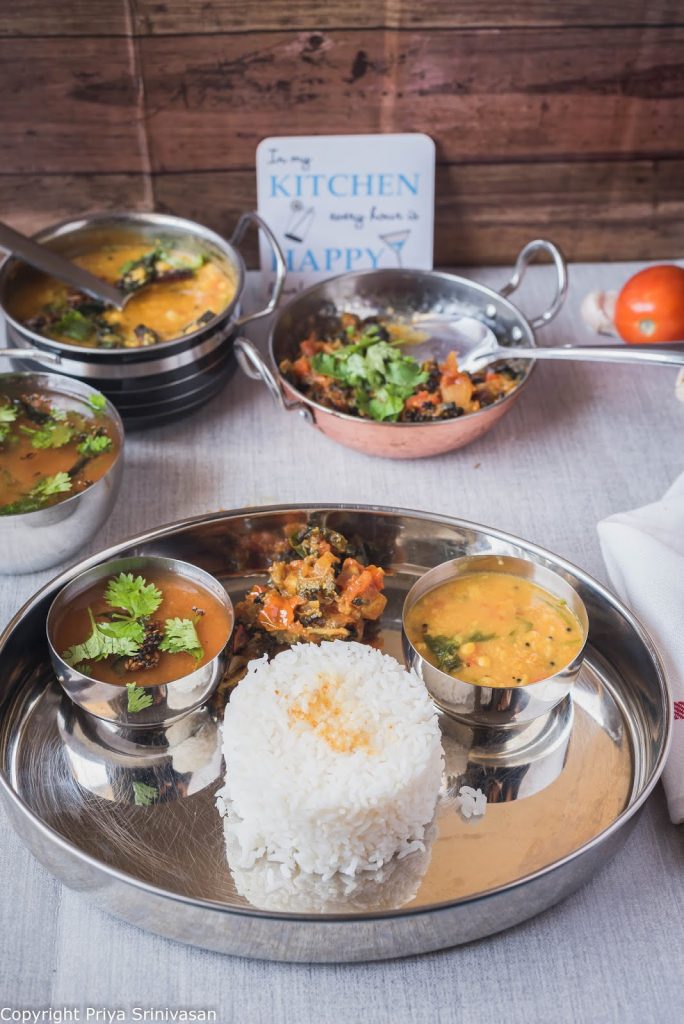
top-left (402, 554), bottom-right (588, 727)
top-left (0, 367), bottom-right (124, 573)
top-left (47, 556), bottom-right (234, 728)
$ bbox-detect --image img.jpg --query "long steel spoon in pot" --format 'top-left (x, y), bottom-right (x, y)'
top-left (410, 313), bottom-right (684, 369)
top-left (0, 221), bottom-right (126, 309)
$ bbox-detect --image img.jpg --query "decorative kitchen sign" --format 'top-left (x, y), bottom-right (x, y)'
top-left (256, 133), bottom-right (435, 295)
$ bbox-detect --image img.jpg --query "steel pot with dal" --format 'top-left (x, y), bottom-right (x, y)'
top-left (0, 211), bottom-right (286, 430)
top-left (235, 239), bottom-right (567, 459)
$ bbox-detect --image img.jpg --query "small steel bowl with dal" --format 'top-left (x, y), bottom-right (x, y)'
top-left (402, 553), bottom-right (589, 727)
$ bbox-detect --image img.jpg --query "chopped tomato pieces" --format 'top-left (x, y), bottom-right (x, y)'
top-left (258, 592), bottom-right (304, 630)
top-left (404, 390), bottom-right (439, 412)
top-left (439, 350), bottom-right (459, 378)
top-left (292, 356), bottom-right (311, 378)
top-left (300, 334), bottom-right (324, 357)
top-left (337, 559), bottom-right (386, 619)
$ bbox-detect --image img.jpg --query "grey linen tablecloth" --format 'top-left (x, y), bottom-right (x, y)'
top-left (1, 263), bottom-right (682, 1023)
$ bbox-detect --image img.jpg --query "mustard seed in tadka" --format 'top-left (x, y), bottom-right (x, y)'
top-left (405, 572), bottom-right (584, 688)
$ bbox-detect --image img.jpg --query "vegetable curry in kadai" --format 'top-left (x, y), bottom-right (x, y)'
top-left (233, 525), bottom-right (387, 661)
top-left (280, 313), bottom-right (523, 423)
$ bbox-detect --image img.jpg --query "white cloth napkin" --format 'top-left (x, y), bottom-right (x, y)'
top-left (598, 472), bottom-right (684, 823)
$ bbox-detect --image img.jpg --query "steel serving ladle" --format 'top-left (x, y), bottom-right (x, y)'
top-left (410, 242), bottom-right (684, 370)
top-left (0, 220), bottom-right (127, 309)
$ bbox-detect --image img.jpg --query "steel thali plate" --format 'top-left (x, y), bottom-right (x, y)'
top-left (0, 505), bottom-right (670, 962)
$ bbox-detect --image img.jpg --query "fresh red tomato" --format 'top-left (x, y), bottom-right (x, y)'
top-left (614, 264), bottom-right (684, 343)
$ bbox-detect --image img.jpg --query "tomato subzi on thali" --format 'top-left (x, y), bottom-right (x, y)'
top-left (233, 525), bottom-right (387, 661)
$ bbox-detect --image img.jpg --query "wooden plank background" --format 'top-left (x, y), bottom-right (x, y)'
top-left (1, 1), bottom-right (683, 265)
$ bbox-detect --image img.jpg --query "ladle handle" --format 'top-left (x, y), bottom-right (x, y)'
top-left (234, 337), bottom-right (313, 422)
top-left (0, 221), bottom-right (126, 309)
top-left (500, 239), bottom-right (568, 330)
top-left (499, 343), bottom-right (684, 367)
top-left (0, 346), bottom-right (62, 366)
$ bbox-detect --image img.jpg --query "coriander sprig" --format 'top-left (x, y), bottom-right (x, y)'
top-left (132, 781), bottom-right (158, 805)
top-left (159, 617), bottom-right (204, 661)
top-left (62, 609), bottom-right (143, 667)
top-left (105, 573), bottom-right (163, 619)
top-left (20, 420), bottom-right (74, 449)
top-left (77, 433), bottom-right (112, 458)
top-left (54, 309), bottom-right (93, 342)
top-left (311, 337), bottom-right (428, 422)
top-left (126, 682), bottom-right (154, 713)
top-left (87, 393), bottom-right (107, 412)
top-left (0, 472), bottom-right (73, 516)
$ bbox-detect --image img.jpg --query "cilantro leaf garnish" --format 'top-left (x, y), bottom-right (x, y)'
top-left (310, 351), bottom-right (344, 379)
top-left (0, 495), bottom-right (39, 516)
top-left (132, 781), bottom-right (158, 806)
top-left (367, 387), bottom-right (407, 422)
top-left (385, 357), bottom-right (427, 390)
top-left (21, 420), bottom-right (74, 449)
top-left (365, 340), bottom-right (395, 377)
top-left (87, 393), bottom-right (107, 412)
top-left (159, 617), bottom-right (204, 661)
top-left (77, 433), bottom-right (112, 457)
top-left (310, 336), bottom-right (428, 423)
top-left (105, 572), bottom-right (163, 618)
top-left (0, 471), bottom-right (72, 516)
top-left (62, 609), bottom-right (142, 668)
top-left (54, 309), bottom-right (93, 342)
top-left (126, 682), bottom-right (154, 713)
top-left (33, 472), bottom-right (72, 497)
top-left (96, 617), bottom-right (146, 643)
top-left (360, 323), bottom-right (381, 343)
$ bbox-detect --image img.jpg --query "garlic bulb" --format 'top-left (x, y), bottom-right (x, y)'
top-left (580, 290), bottom-right (618, 336)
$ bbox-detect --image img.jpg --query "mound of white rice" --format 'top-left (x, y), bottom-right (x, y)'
top-left (217, 640), bottom-right (444, 879)
top-left (225, 825), bottom-right (435, 914)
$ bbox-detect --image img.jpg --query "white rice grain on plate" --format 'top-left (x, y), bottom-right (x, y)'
top-left (455, 785), bottom-right (487, 820)
top-left (217, 640), bottom-right (444, 879)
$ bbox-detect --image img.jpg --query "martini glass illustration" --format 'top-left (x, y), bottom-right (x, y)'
top-left (379, 229), bottom-right (411, 268)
